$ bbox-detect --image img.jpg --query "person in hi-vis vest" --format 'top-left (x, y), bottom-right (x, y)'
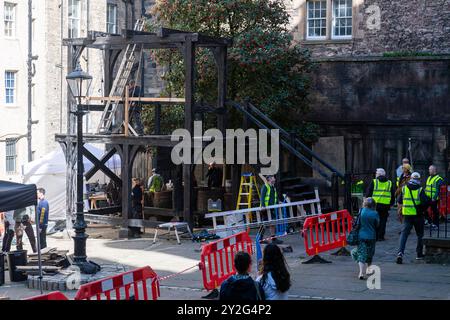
top-left (365, 168), bottom-right (395, 241)
top-left (396, 172), bottom-right (430, 264)
top-left (425, 165), bottom-right (444, 229)
top-left (260, 175), bottom-right (283, 245)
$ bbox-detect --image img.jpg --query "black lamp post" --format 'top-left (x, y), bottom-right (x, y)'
top-left (66, 63), bottom-right (99, 274)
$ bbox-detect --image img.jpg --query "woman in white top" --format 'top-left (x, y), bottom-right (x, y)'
top-left (256, 243), bottom-right (291, 300)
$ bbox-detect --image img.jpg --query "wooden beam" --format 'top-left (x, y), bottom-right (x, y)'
top-left (124, 85), bottom-right (129, 136)
top-left (119, 145), bottom-right (131, 238)
top-left (82, 146), bottom-right (122, 186)
top-left (88, 206), bottom-right (121, 215)
top-left (183, 37), bottom-right (195, 228)
top-left (86, 96), bottom-right (185, 103)
top-left (56, 134), bottom-right (181, 147)
top-left (84, 147), bottom-right (120, 182)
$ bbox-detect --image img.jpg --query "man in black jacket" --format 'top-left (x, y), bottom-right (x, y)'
top-left (365, 168), bottom-right (395, 241)
top-left (219, 251), bottom-right (264, 301)
top-left (206, 162), bottom-right (222, 188)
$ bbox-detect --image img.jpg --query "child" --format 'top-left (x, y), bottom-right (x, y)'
top-left (219, 251), bottom-right (264, 301)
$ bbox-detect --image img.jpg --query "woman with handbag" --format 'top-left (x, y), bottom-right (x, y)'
top-left (350, 198), bottom-right (380, 280)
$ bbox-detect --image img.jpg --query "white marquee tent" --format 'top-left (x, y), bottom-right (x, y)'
top-left (22, 144), bottom-right (121, 221)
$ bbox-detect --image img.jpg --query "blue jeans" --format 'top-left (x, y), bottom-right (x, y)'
top-left (398, 215), bottom-right (424, 256)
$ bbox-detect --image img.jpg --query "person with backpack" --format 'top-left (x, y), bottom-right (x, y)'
top-left (256, 243), bottom-right (291, 300)
top-left (219, 251), bottom-right (265, 301)
top-left (396, 172), bottom-right (430, 264)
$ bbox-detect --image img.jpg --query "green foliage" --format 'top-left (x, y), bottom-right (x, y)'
top-left (146, 0), bottom-right (317, 141)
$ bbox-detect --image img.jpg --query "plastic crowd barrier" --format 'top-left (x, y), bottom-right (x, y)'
top-left (25, 291), bottom-right (69, 300)
top-left (199, 231), bottom-right (253, 291)
top-left (303, 210), bottom-right (353, 256)
top-left (74, 266), bottom-right (160, 300)
top-left (439, 185), bottom-right (450, 217)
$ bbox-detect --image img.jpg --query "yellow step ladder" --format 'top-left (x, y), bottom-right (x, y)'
top-left (236, 173), bottom-right (261, 223)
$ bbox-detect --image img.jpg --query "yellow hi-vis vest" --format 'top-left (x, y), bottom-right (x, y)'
top-left (263, 183), bottom-right (278, 206)
top-left (372, 179), bottom-right (392, 205)
top-left (402, 186), bottom-right (422, 216)
top-left (425, 175), bottom-right (443, 200)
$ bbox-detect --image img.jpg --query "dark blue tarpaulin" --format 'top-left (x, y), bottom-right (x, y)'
top-left (0, 180), bottom-right (37, 212)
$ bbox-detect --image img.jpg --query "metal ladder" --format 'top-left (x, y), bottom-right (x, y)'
top-left (97, 18), bottom-right (146, 134)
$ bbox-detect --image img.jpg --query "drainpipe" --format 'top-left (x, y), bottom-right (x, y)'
top-left (122, 0), bottom-right (129, 30)
top-left (27, 0), bottom-right (33, 162)
top-left (60, 0), bottom-right (63, 133)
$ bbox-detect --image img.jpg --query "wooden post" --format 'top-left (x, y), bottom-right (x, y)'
top-left (183, 37), bottom-right (195, 228)
top-left (124, 85), bottom-right (129, 136)
top-left (119, 145), bottom-right (131, 238)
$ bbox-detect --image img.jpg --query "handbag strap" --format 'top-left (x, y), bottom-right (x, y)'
top-left (408, 185), bottom-right (421, 214)
top-left (353, 209), bottom-right (362, 230)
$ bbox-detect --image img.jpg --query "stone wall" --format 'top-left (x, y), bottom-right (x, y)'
top-left (306, 56), bottom-right (450, 179)
top-left (295, 0), bottom-right (450, 57)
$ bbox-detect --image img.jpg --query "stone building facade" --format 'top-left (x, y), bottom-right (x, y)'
top-left (0, 0), bottom-right (133, 182)
top-left (292, 0), bottom-right (450, 57)
top-left (283, 0), bottom-right (450, 183)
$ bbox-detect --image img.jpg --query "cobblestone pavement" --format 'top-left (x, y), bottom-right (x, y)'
top-left (1, 212), bottom-right (449, 300)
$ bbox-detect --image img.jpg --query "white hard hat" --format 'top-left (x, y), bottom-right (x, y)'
top-left (411, 172), bottom-right (421, 179)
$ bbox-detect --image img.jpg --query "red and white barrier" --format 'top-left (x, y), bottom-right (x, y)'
top-left (303, 210), bottom-right (352, 256)
top-left (25, 291), bottom-right (69, 300)
top-left (74, 266), bottom-right (160, 300)
top-left (439, 185), bottom-right (450, 218)
top-left (199, 231), bottom-right (253, 291)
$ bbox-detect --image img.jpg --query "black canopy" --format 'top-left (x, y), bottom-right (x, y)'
top-left (0, 180), bottom-right (37, 212)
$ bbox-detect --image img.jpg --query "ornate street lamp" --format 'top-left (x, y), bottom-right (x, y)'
top-left (66, 63), bottom-right (99, 274)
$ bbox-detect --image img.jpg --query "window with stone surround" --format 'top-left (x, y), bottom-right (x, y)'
top-left (307, 0), bottom-right (327, 40)
top-left (5, 138), bottom-right (17, 174)
top-left (106, 3), bottom-right (118, 34)
top-left (5, 71), bottom-right (16, 104)
top-left (332, 0), bottom-right (352, 39)
top-left (305, 0), bottom-right (353, 41)
top-left (68, 0), bottom-right (81, 38)
top-left (4, 2), bottom-right (16, 38)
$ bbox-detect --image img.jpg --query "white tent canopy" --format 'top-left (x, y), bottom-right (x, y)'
top-left (22, 144), bottom-right (121, 220)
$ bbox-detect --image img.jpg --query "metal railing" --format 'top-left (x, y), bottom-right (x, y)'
top-left (205, 189), bottom-right (322, 233)
top-left (228, 100), bottom-right (351, 212)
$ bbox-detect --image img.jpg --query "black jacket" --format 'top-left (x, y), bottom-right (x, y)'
top-left (219, 275), bottom-right (264, 301)
top-left (206, 167), bottom-right (222, 188)
top-left (365, 176), bottom-right (395, 208)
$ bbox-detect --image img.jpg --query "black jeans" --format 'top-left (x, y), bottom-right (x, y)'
top-left (427, 201), bottom-right (440, 226)
top-left (1, 228), bottom-right (14, 252)
top-left (39, 225), bottom-right (47, 250)
top-left (376, 206), bottom-right (390, 240)
top-left (398, 215), bottom-right (424, 256)
top-left (15, 220), bottom-right (37, 253)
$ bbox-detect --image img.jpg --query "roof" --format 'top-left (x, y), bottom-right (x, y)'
top-left (63, 27), bottom-right (233, 50)
top-left (0, 180), bottom-right (37, 212)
